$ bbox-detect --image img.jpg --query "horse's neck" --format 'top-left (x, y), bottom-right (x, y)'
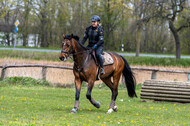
top-left (73, 40), bottom-right (85, 53)
top-left (73, 40), bottom-right (88, 67)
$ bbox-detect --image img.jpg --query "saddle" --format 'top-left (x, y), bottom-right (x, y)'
top-left (91, 51), bottom-right (114, 66)
top-left (91, 50), bottom-right (114, 80)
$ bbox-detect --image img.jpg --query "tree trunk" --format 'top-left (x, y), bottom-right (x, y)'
top-left (23, 34), bottom-right (28, 46)
top-left (169, 20), bottom-right (181, 59)
top-left (105, 0), bottom-right (111, 50)
top-left (41, 17), bottom-right (48, 47)
top-left (6, 33), bottom-right (10, 46)
top-left (136, 26), bottom-right (141, 57)
top-left (22, 0), bottom-right (31, 47)
top-left (40, 0), bottom-right (48, 47)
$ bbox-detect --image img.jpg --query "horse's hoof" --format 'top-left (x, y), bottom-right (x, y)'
top-left (106, 108), bottom-right (113, 114)
top-left (71, 108), bottom-right (77, 114)
top-left (113, 106), bottom-right (118, 112)
top-left (95, 101), bottom-right (101, 108)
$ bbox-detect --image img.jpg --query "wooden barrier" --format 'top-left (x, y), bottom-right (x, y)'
top-left (131, 67), bottom-right (190, 82)
top-left (0, 65), bottom-right (190, 82)
top-left (141, 80), bottom-right (190, 103)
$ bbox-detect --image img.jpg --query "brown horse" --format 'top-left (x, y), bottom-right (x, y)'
top-left (59, 34), bottom-right (137, 114)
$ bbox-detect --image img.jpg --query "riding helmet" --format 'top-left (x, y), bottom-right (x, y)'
top-left (91, 15), bottom-right (100, 22)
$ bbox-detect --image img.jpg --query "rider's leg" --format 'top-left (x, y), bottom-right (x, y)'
top-left (95, 46), bottom-right (105, 75)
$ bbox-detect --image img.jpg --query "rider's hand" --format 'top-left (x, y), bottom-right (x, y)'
top-left (92, 45), bottom-right (97, 49)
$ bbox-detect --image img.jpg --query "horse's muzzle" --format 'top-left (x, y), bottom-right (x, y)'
top-left (59, 52), bottom-right (66, 61)
top-left (60, 50), bottom-right (69, 61)
top-left (59, 56), bottom-right (65, 61)
top-left (59, 54), bottom-right (67, 61)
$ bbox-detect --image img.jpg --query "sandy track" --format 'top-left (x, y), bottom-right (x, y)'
top-left (0, 58), bottom-right (190, 84)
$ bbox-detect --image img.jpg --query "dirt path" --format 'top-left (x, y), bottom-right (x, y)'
top-left (0, 58), bottom-right (190, 84)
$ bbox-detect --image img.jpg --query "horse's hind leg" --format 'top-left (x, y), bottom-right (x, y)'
top-left (86, 80), bottom-right (100, 108)
top-left (102, 75), bottom-right (120, 113)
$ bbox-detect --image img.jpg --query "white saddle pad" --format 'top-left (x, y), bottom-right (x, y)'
top-left (103, 52), bottom-right (114, 66)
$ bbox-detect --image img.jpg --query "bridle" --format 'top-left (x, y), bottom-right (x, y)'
top-left (61, 38), bottom-right (91, 72)
top-left (61, 38), bottom-right (74, 59)
top-left (61, 38), bottom-right (92, 57)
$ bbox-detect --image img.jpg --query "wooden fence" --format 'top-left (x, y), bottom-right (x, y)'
top-left (132, 67), bottom-right (190, 82)
top-left (0, 65), bottom-right (190, 82)
top-left (0, 65), bottom-right (72, 81)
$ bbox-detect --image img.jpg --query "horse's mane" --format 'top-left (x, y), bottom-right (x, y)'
top-left (65, 34), bottom-right (87, 50)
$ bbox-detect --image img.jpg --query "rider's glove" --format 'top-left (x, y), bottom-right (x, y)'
top-left (92, 45), bottom-right (97, 49)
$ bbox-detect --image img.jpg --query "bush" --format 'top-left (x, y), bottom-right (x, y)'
top-left (0, 77), bottom-right (50, 87)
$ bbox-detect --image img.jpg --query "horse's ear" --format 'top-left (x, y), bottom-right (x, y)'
top-left (63, 34), bottom-right (66, 39)
top-left (69, 34), bottom-right (73, 39)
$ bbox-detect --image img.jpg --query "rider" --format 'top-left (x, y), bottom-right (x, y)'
top-left (81, 15), bottom-right (105, 75)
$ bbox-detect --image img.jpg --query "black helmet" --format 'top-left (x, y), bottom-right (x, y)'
top-left (91, 15), bottom-right (100, 22)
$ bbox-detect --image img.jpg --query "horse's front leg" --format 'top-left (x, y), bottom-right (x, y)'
top-left (86, 81), bottom-right (101, 108)
top-left (71, 78), bottom-right (82, 113)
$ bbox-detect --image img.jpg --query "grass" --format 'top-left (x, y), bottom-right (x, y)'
top-left (125, 56), bottom-right (190, 67)
top-left (0, 50), bottom-right (61, 61)
top-left (0, 77), bottom-right (190, 125)
top-left (0, 45), bottom-right (60, 50)
top-left (1, 50), bottom-right (190, 67)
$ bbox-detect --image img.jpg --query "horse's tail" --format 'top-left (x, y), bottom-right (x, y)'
top-left (120, 56), bottom-right (137, 98)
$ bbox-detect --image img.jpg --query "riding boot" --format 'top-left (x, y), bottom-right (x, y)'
top-left (100, 68), bottom-right (105, 75)
top-left (99, 55), bottom-right (105, 75)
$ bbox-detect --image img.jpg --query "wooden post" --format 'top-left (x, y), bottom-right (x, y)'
top-left (151, 71), bottom-right (157, 80)
top-left (1, 67), bottom-right (7, 80)
top-left (187, 73), bottom-right (190, 82)
top-left (42, 67), bottom-right (47, 80)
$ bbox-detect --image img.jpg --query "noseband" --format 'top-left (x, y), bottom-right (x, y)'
top-left (61, 50), bottom-right (69, 54)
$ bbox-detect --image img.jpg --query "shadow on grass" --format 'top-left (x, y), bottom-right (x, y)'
top-left (54, 105), bottom-right (108, 114)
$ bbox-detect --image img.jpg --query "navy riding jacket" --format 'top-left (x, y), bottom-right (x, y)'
top-left (81, 25), bottom-right (104, 47)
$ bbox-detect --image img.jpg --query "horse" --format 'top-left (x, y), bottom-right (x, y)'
top-left (59, 34), bottom-right (137, 114)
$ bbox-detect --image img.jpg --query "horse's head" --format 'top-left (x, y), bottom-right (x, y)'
top-left (59, 34), bottom-right (74, 61)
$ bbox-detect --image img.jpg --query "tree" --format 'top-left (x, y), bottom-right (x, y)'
top-left (31, 0), bottom-right (49, 47)
top-left (139, 0), bottom-right (190, 59)
top-left (99, 0), bottom-right (123, 50)
top-left (0, 0), bottom-right (20, 46)
top-left (131, 0), bottom-right (144, 57)
top-left (19, 0), bottom-right (33, 46)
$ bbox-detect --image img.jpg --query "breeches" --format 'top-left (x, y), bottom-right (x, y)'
top-left (95, 46), bottom-right (104, 68)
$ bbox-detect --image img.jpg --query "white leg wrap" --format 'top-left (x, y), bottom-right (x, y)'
top-left (113, 106), bottom-right (118, 112)
top-left (107, 108), bottom-right (113, 114)
top-left (71, 108), bottom-right (77, 113)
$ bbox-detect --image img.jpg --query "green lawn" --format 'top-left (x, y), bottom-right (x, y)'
top-left (0, 45), bottom-right (60, 50)
top-left (0, 81), bottom-right (189, 126)
top-left (1, 50), bottom-right (190, 67)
